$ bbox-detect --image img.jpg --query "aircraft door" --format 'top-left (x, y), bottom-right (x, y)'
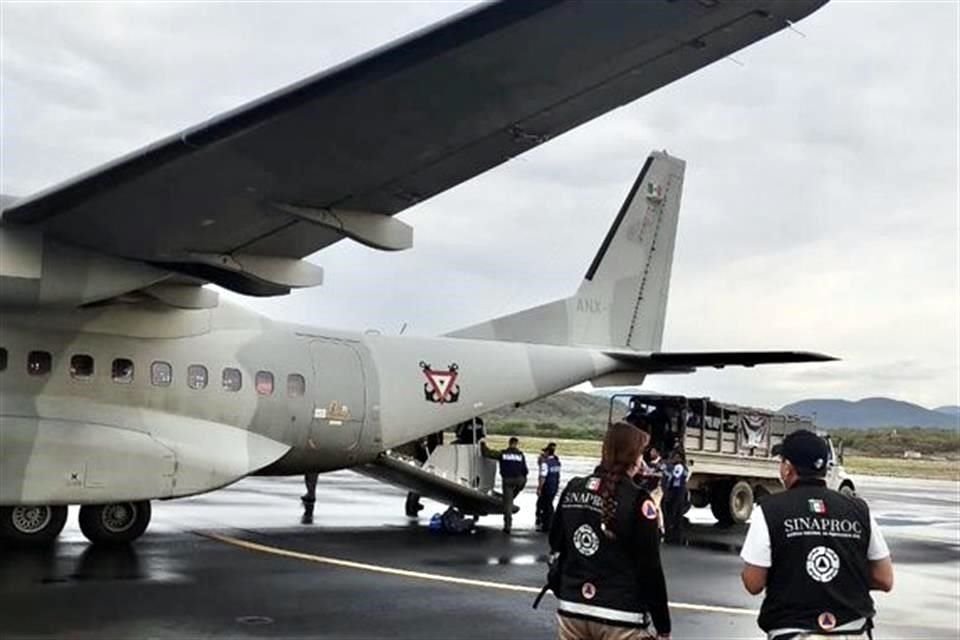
top-left (309, 339), bottom-right (366, 454)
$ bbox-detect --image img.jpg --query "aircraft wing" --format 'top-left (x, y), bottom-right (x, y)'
top-left (605, 350), bottom-right (838, 374)
top-left (1, 0), bottom-right (827, 295)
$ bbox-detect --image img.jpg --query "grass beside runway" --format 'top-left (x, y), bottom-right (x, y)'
top-left (484, 435), bottom-right (959, 481)
top-left (844, 455), bottom-right (958, 481)
top-left (485, 434), bottom-right (601, 459)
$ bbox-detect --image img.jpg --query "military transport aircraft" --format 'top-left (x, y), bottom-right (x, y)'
top-left (0, 0), bottom-right (830, 545)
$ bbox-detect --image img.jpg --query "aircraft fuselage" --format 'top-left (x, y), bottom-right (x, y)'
top-left (0, 299), bottom-right (618, 507)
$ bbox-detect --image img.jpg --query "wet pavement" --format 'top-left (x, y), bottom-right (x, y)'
top-left (1, 460), bottom-right (957, 639)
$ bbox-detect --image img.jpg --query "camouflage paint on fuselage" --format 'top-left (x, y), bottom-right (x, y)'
top-left (0, 299), bottom-right (623, 506)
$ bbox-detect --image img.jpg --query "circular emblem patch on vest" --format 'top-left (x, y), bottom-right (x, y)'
top-left (817, 612), bottom-right (837, 631)
top-left (805, 546), bottom-right (841, 583)
top-left (573, 524), bottom-right (600, 557)
top-left (581, 582), bottom-right (597, 600)
top-left (641, 499), bottom-right (658, 520)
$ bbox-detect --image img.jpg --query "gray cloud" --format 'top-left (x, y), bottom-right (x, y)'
top-left (2, 1), bottom-right (957, 410)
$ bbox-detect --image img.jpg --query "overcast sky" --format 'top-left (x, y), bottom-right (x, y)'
top-left (2, 1), bottom-right (958, 411)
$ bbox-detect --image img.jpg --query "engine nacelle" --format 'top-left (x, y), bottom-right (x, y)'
top-left (0, 226), bottom-right (170, 308)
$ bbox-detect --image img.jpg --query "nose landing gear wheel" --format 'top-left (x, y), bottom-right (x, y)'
top-left (79, 501), bottom-right (151, 545)
top-left (0, 505), bottom-right (68, 545)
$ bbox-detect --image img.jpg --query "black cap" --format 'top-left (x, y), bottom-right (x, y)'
top-left (772, 429), bottom-right (829, 476)
top-left (543, 442), bottom-right (557, 453)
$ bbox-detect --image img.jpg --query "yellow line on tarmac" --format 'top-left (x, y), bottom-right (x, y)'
top-left (201, 531), bottom-right (758, 617)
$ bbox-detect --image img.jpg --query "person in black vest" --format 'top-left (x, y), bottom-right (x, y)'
top-left (741, 430), bottom-right (894, 640)
top-left (536, 442), bottom-right (562, 532)
top-left (482, 436), bottom-right (528, 534)
top-left (549, 422), bottom-right (671, 639)
top-left (455, 418), bottom-right (486, 444)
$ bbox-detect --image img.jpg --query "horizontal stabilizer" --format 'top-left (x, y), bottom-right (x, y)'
top-left (605, 350), bottom-right (838, 373)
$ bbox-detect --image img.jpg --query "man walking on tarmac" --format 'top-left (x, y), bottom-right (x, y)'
top-left (740, 430), bottom-right (893, 640)
top-left (482, 437), bottom-right (528, 533)
top-left (536, 442), bottom-right (562, 532)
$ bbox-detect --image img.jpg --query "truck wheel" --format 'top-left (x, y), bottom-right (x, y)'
top-left (729, 481), bottom-right (754, 524)
top-left (839, 482), bottom-right (857, 498)
top-left (0, 505), bottom-right (68, 546)
top-left (709, 482), bottom-right (734, 525)
top-left (79, 501), bottom-right (151, 545)
top-left (689, 490), bottom-right (709, 509)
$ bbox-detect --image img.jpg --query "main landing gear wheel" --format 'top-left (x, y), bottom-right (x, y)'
top-left (0, 505), bottom-right (68, 545)
top-left (79, 501), bottom-right (151, 545)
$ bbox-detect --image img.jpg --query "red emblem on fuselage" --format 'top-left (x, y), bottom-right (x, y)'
top-left (420, 362), bottom-right (460, 404)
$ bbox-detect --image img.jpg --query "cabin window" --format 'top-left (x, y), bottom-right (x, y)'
top-left (287, 373), bottom-right (306, 397)
top-left (0, 348), bottom-right (7, 372)
top-left (222, 367), bottom-right (242, 392)
top-left (112, 358), bottom-right (134, 384)
top-left (255, 371), bottom-right (274, 396)
top-left (27, 351), bottom-right (52, 376)
top-left (187, 365), bottom-right (208, 390)
top-left (151, 361), bottom-right (173, 387)
top-left (70, 354), bottom-right (95, 379)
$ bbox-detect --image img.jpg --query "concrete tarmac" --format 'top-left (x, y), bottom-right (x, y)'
top-left (1, 461), bottom-right (957, 639)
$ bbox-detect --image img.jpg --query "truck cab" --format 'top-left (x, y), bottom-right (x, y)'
top-left (823, 433), bottom-right (857, 497)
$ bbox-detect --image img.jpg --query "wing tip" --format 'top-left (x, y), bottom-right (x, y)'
top-left (801, 351), bottom-right (840, 362)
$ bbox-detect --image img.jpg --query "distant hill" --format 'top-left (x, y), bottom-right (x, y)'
top-left (484, 391), bottom-right (614, 431)
top-left (484, 392), bottom-right (959, 433)
top-left (779, 398), bottom-right (960, 429)
top-left (934, 405), bottom-right (960, 417)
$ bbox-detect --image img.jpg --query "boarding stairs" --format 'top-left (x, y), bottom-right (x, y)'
top-left (357, 442), bottom-right (512, 517)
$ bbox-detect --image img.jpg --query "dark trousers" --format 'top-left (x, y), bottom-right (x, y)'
top-left (302, 472), bottom-right (319, 523)
top-left (501, 477), bottom-right (526, 532)
top-left (536, 489), bottom-right (557, 531)
top-left (303, 472), bottom-right (319, 502)
top-left (663, 488), bottom-right (686, 540)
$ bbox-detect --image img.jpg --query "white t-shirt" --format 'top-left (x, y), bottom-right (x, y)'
top-left (740, 505), bottom-right (891, 568)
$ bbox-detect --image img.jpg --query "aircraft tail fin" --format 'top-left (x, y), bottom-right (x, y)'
top-left (448, 151), bottom-right (685, 351)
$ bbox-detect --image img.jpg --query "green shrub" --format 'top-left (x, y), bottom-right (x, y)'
top-left (833, 427), bottom-right (959, 457)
